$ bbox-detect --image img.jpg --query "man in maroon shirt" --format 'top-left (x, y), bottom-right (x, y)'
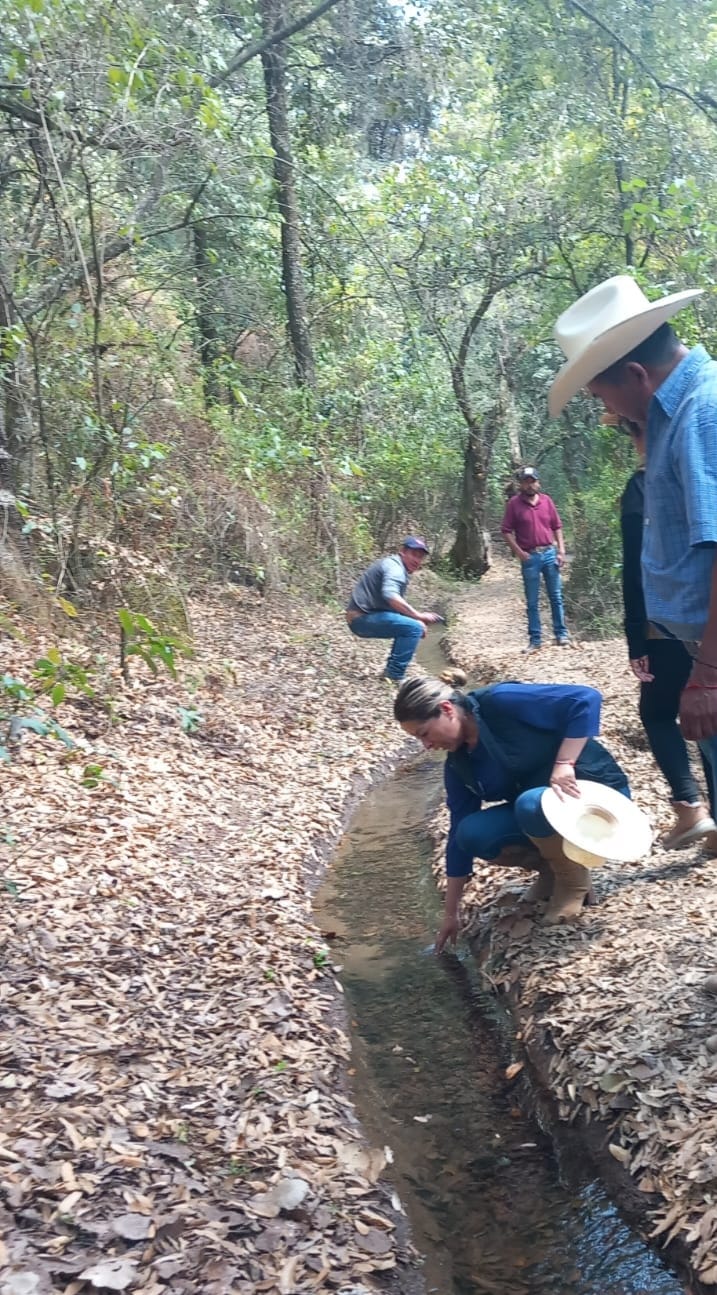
top-left (501, 467), bottom-right (570, 652)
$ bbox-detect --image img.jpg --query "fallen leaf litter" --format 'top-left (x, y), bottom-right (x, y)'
top-left (4, 558), bottom-right (716, 1291)
top-left (431, 563), bottom-right (717, 1287)
top-left (0, 585), bottom-right (422, 1294)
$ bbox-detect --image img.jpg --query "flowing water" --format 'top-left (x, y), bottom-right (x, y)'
top-left (316, 749), bottom-right (686, 1295)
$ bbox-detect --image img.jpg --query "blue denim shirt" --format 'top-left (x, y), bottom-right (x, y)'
top-left (444, 683), bottom-right (603, 877)
top-left (643, 345), bottom-right (717, 640)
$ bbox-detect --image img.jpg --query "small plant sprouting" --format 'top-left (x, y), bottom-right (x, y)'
top-left (0, 673), bottom-right (75, 764)
top-left (178, 705), bottom-right (203, 734)
top-left (227, 1158), bottom-right (252, 1178)
top-left (33, 647), bottom-right (95, 706)
top-left (118, 609), bottom-right (190, 683)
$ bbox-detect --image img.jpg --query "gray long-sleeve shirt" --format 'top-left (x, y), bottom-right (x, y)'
top-left (346, 554), bottom-right (409, 613)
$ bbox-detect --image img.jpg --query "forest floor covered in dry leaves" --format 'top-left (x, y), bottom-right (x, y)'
top-left (435, 557), bottom-right (717, 1293)
top-left (2, 554), bottom-right (717, 1295)
top-left (0, 582), bottom-right (425, 1295)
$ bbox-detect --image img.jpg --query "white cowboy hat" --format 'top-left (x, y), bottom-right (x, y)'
top-left (540, 780), bottom-right (653, 868)
top-left (548, 275), bottom-right (703, 416)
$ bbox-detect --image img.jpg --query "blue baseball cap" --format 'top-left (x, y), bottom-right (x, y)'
top-left (402, 536), bottom-right (430, 552)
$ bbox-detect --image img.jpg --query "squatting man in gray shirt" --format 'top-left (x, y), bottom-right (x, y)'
top-left (345, 537), bottom-right (442, 682)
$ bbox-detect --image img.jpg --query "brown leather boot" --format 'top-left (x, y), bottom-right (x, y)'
top-left (527, 833), bottom-right (590, 924)
top-left (492, 843), bottom-right (542, 869)
top-left (520, 861), bottom-right (554, 904)
top-left (491, 843), bottom-right (553, 905)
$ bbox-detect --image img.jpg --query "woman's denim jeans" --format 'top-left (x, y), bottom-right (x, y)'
top-left (454, 785), bottom-right (630, 861)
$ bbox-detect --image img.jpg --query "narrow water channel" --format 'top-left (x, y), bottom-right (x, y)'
top-left (316, 751), bottom-right (685, 1295)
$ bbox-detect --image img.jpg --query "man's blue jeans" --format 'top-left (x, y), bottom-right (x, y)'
top-left (348, 611), bottom-right (423, 680)
top-left (453, 785), bottom-right (630, 863)
top-left (521, 546), bottom-right (568, 646)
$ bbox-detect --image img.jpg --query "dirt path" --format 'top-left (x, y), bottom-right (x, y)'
top-left (3, 558), bottom-right (717, 1294)
top-left (436, 557), bottom-right (717, 1292)
top-left (0, 585), bottom-right (426, 1295)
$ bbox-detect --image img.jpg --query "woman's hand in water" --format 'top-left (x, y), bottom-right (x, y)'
top-left (435, 912), bottom-right (460, 954)
top-left (549, 760), bottom-right (580, 800)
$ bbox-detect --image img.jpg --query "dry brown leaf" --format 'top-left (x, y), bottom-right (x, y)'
top-left (607, 1143), bottom-right (631, 1166)
top-left (355, 1228), bottom-right (392, 1256)
top-left (336, 1143), bottom-right (387, 1183)
top-left (278, 1256), bottom-right (299, 1294)
top-left (597, 1073), bottom-right (629, 1093)
top-left (79, 1259), bottom-right (138, 1291)
top-left (249, 1177), bottom-right (309, 1218)
top-left (0, 1276), bottom-right (47, 1295)
top-left (111, 1213), bottom-right (153, 1241)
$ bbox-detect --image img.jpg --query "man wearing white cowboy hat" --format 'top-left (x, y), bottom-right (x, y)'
top-left (548, 275), bottom-right (717, 812)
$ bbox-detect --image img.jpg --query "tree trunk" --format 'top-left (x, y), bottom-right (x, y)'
top-left (449, 423), bottom-right (493, 577)
top-left (496, 332), bottom-right (524, 471)
top-left (259, 0), bottom-right (316, 387)
top-left (0, 288), bottom-right (21, 493)
top-left (439, 294), bottom-right (500, 578)
top-left (192, 220), bottom-right (224, 408)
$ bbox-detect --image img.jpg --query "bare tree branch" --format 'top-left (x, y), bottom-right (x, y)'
top-left (17, 164), bottom-right (167, 319)
top-left (565, 0), bottom-right (717, 125)
top-left (210, 0), bottom-right (345, 87)
top-left (0, 95), bottom-right (124, 150)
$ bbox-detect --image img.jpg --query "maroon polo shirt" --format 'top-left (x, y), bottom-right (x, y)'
top-left (501, 492), bottom-right (562, 551)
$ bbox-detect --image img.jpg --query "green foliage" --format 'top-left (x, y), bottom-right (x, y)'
top-left (118, 608), bottom-right (189, 679)
top-left (33, 647), bottom-right (95, 706)
top-left (1, 832), bottom-right (21, 901)
top-left (177, 705), bottom-right (203, 733)
top-left (81, 761), bottom-right (116, 789)
top-left (0, 673), bottom-right (75, 763)
top-left (2, 0), bottom-right (717, 602)
top-left (564, 429), bottom-right (636, 637)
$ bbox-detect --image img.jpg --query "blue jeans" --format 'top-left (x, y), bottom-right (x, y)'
top-left (348, 611), bottom-right (423, 680)
top-left (454, 789), bottom-right (562, 862)
top-left (454, 785), bottom-right (631, 861)
top-left (521, 547), bottom-right (568, 646)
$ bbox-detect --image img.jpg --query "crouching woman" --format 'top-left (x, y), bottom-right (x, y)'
top-left (394, 670), bottom-right (630, 952)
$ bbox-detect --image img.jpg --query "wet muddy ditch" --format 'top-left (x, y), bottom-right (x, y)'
top-left (315, 751), bottom-right (686, 1295)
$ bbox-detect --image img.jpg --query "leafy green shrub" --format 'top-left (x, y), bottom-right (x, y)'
top-left (0, 673), bottom-right (75, 763)
top-left (118, 609), bottom-right (191, 681)
top-left (564, 433), bottom-right (635, 638)
top-left (33, 647), bottom-right (95, 706)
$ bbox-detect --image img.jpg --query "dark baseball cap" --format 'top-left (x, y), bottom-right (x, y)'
top-left (517, 466), bottom-right (539, 480)
top-left (402, 536), bottom-right (430, 552)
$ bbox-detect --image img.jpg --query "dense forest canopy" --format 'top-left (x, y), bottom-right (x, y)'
top-left (1, 0), bottom-right (716, 626)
